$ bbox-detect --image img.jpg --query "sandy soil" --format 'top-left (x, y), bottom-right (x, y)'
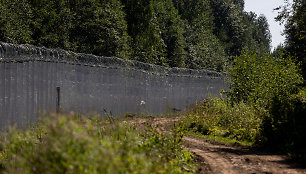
top-left (184, 136), bottom-right (306, 174)
top-left (135, 117), bottom-right (306, 174)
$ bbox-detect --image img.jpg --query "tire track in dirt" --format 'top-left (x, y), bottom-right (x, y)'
top-left (130, 117), bottom-right (306, 174)
top-left (185, 137), bottom-right (238, 174)
top-left (183, 136), bottom-right (306, 174)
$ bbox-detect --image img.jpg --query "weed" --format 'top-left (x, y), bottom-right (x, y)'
top-left (180, 98), bottom-right (261, 145)
top-left (0, 114), bottom-right (196, 174)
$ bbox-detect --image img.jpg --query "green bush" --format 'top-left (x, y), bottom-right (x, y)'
top-left (227, 50), bottom-right (302, 108)
top-left (181, 51), bottom-right (305, 159)
top-left (227, 51), bottom-right (305, 159)
top-left (181, 98), bottom-right (262, 144)
top-left (0, 114), bottom-right (196, 174)
top-left (263, 88), bottom-right (306, 159)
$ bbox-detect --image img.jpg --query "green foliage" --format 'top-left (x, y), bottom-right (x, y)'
top-left (210, 0), bottom-right (271, 57)
top-left (29, 0), bottom-right (131, 59)
top-left (173, 0), bottom-right (227, 71)
top-left (0, 114), bottom-right (196, 173)
top-left (210, 0), bottom-right (246, 57)
top-left (184, 26), bottom-right (227, 71)
top-left (153, 0), bottom-right (187, 67)
top-left (0, 0), bottom-right (131, 59)
top-left (242, 12), bottom-right (271, 54)
top-left (121, 0), bottom-right (167, 65)
top-left (0, 0), bottom-right (273, 70)
top-left (275, 0), bottom-right (306, 80)
top-left (228, 51), bottom-right (302, 108)
top-left (263, 88), bottom-right (306, 160)
top-left (0, 0), bottom-right (33, 44)
top-left (29, 0), bottom-right (73, 49)
top-left (181, 99), bottom-right (262, 144)
top-left (181, 50), bottom-right (305, 161)
top-left (226, 50), bottom-right (305, 159)
top-left (68, 0), bottom-right (131, 59)
top-left (272, 44), bottom-right (286, 58)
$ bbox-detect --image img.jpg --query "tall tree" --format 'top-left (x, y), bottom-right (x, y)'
top-left (0, 0), bottom-right (273, 71)
top-left (210, 0), bottom-right (245, 57)
top-left (29, 0), bottom-right (73, 49)
top-left (276, 0), bottom-right (306, 80)
top-left (256, 15), bottom-right (272, 51)
top-left (121, 0), bottom-right (166, 65)
top-left (0, 0), bottom-right (33, 44)
top-left (153, 0), bottom-right (187, 67)
top-left (210, 0), bottom-right (271, 58)
top-left (173, 0), bottom-right (226, 71)
top-left (242, 12), bottom-right (271, 53)
top-left (28, 0), bottom-right (131, 59)
top-left (69, 0), bottom-right (131, 59)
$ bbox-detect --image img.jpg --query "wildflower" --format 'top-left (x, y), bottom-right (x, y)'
top-left (140, 100), bottom-right (146, 105)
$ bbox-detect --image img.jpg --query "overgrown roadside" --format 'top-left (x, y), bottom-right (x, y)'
top-left (143, 116), bottom-right (306, 174)
top-left (0, 114), bottom-right (196, 174)
top-left (1, 113), bottom-right (306, 174)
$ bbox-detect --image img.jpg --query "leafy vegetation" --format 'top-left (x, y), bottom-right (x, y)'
top-left (227, 51), bottom-right (305, 156)
top-left (0, 0), bottom-right (33, 44)
top-left (227, 51), bottom-right (302, 108)
top-left (181, 50), bottom-right (306, 161)
top-left (0, 0), bottom-right (271, 71)
top-left (180, 98), bottom-right (262, 144)
top-left (0, 0), bottom-right (131, 59)
top-left (275, 0), bottom-right (306, 80)
top-left (1, 0), bottom-right (305, 167)
top-left (0, 114), bottom-right (196, 173)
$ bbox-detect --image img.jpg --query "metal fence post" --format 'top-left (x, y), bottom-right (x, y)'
top-left (56, 87), bottom-right (60, 113)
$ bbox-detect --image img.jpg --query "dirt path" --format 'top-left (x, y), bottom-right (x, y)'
top-left (184, 136), bottom-right (306, 174)
top-left (140, 117), bottom-right (306, 174)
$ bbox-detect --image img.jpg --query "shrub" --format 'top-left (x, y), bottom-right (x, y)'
top-left (263, 88), bottom-right (306, 159)
top-left (181, 50), bottom-right (305, 155)
top-left (0, 114), bottom-right (196, 174)
top-left (227, 50), bottom-right (302, 109)
top-left (181, 98), bottom-right (262, 144)
top-left (227, 50), bottom-right (305, 159)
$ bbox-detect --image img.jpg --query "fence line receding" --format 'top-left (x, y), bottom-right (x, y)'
top-left (0, 42), bottom-right (227, 130)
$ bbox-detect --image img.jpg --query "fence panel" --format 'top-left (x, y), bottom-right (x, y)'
top-left (0, 42), bottom-right (227, 130)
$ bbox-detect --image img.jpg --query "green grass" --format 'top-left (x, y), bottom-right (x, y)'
top-left (186, 131), bottom-right (253, 146)
top-left (179, 98), bottom-right (263, 146)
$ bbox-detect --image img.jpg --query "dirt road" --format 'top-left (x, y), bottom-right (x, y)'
top-left (184, 136), bottom-right (306, 174)
top-left (143, 117), bottom-right (306, 174)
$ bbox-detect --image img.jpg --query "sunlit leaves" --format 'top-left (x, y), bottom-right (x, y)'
top-left (228, 50), bottom-right (303, 108)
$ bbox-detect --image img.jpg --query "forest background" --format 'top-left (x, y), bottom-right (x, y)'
top-left (0, 0), bottom-right (306, 166)
top-left (0, 0), bottom-right (273, 72)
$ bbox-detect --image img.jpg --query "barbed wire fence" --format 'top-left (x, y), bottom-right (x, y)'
top-left (0, 41), bottom-right (226, 130)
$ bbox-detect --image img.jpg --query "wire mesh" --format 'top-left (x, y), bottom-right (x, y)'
top-left (0, 42), bottom-right (227, 130)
